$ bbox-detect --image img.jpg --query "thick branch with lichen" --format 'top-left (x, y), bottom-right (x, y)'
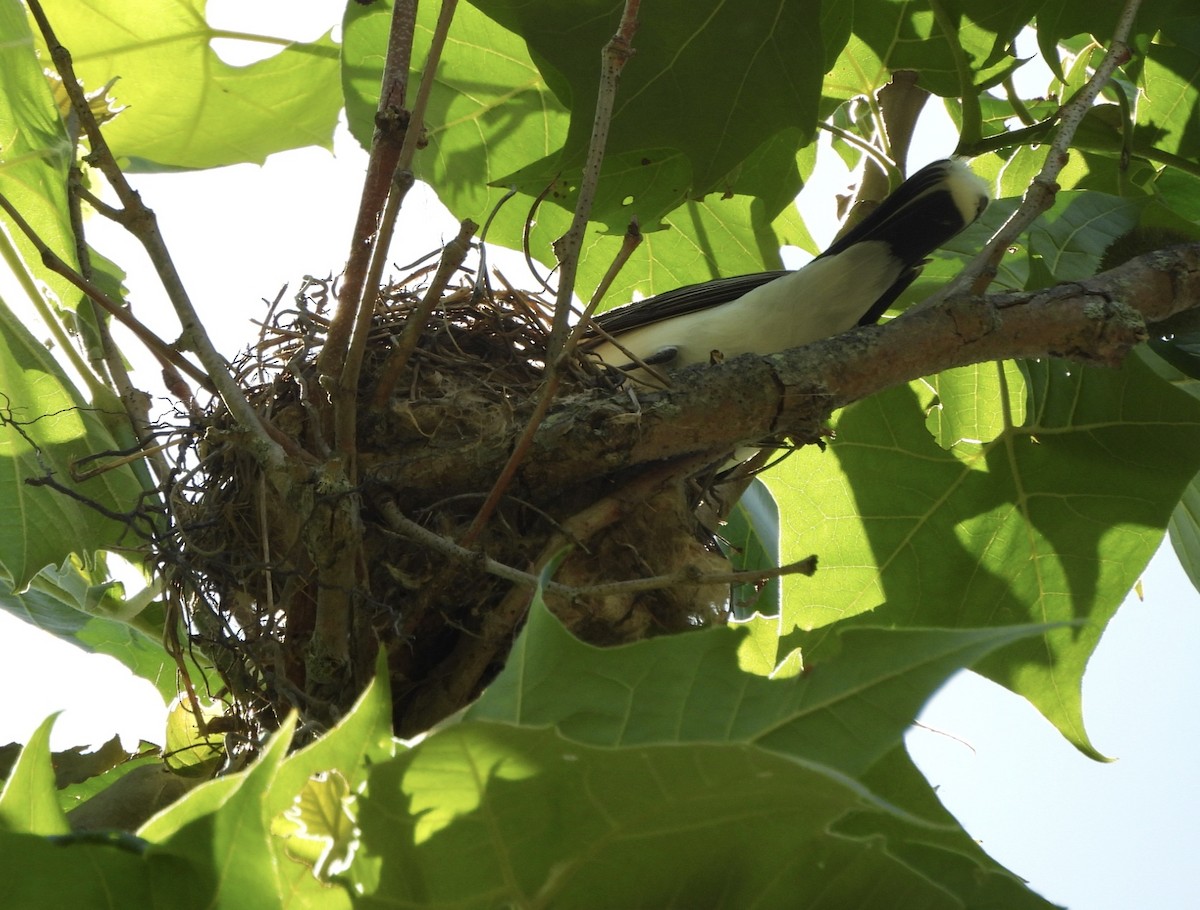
top-left (382, 243), bottom-right (1200, 500)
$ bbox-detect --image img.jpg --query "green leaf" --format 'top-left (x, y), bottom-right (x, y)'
top-left (146, 714), bottom-right (297, 910)
top-left (0, 715), bottom-right (70, 835)
top-left (1168, 469), bottom-right (1200, 596)
top-left (841, 745), bottom-right (1065, 909)
top-left (469, 0), bottom-right (827, 204)
top-left (1026, 192), bottom-right (1142, 286)
top-left (590, 192), bottom-right (791, 308)
top-left (0, 558), bottom-right (175, 698)
top-left (831, 0), bottom-right (1031, 103)
top-left (163, 697), bottom-right (225, 777)
top-left (0, 0), bottom-right (80, 315)
top-left (266, 652), bottom-right (394, 906)
top-left (1135, 17), bottom-right (1200, 162)
top-left (42, 0), bottom-right (341, 170)
top-left (270, 650), bottom-right (395, 818)
top-left (355, 721), bottom-right (947, 909)
top-left (471, 598), bottom-right (1048, 779)
top-left (275, 770), bottom-right (355, 882)
top-left (0, 299), bottom-right (146, 586)
top-left (771, 354), bottom-right (1200, 758)
top-left (922, 360), bottom-right (1028, 449)
top-left (1033, 0), bottom-right (1189, 73)
top-left (57, 746), bottom-right (160, 815)
top-left (0, 829), bottom-right (153, 908)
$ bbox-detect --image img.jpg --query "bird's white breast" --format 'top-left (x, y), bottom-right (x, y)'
top-left (590, 240), bottom-right (902, 374)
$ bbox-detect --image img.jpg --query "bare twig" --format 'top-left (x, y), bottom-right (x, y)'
top-left (66, 165), bottom-right (171, 485)
top-left (383, 498), bottom-right (817, 600)
top-left (459, 6), bottom-right (644, 546)
top-left (0, 191), bottom-right (211, 390)
top-left (331, 0), bottom-right (460, 464)
top-left (27, 0), bottom-right (287, 467)
top-left (317, 0), bottom-right (417, 380)
top-left (546, 0), bottom-right (642, 358)
top-left (931, 0), bottom-right (1143, 304)
top-left (370, 218), bottom-right (479, 408)
top-left (458, 219), bottom-right (644, 547)
top-left (565, 219), bottom-right (643, 355)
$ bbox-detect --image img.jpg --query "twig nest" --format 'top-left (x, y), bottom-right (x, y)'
top-left (162, 270), bottom-right (740, 744)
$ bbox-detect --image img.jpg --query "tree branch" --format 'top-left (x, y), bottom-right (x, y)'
top-left (27, 0), bottom-right (287, 468)
top-left (386, 243), bottom-right (1200, 499)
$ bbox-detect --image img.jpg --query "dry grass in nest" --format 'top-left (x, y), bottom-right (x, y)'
top-left (160, 269), bottom-right (741, 744)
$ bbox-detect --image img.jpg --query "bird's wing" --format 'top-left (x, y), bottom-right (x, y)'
top-left (589, 270), bottom-right (791, 338)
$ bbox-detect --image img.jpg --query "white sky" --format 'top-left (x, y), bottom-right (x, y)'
top-left (1, 4), bottom-right (1196, 908)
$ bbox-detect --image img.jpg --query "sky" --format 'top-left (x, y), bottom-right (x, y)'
top-left (1, 3), bottom-right (1197, 908)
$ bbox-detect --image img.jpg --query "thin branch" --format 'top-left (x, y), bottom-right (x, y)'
top-left (317, 0), bottom-right (417, 380)
top-left (457, 220), bottom-right (643, 548)
top-left (577, 555), bottom-right (819, 599)
top-left (370, 217), bottom-right (478, 408)
top-left (546, 0), bottom-right (642, 359)
top-left (66, 164), bottom-right (171, 485)
top-left (331, 0), bottom-right (461, 464)
top-left (933, 0), bottom-right (1142, 304)
top-left (566, 218), bottom-right (643, 356)
top-left (26, 0), bottom-right (287, 467)
top-left (459, 4), bottom-right (644, 545)
top-left (0, 191), bottom-right (211, 390)
top-left (816, 122), bottom-right (896, 177)
top-left (385, 498), bottom-right (818, 599)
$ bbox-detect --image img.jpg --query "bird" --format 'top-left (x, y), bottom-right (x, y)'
top-left (585, 158), bottom-right (990, 382)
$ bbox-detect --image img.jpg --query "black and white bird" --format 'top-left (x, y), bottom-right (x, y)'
top-left (586, 158), bottom-right (989, 380)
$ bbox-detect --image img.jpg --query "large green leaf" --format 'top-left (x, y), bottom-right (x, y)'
top-left (1169, 470), bottom-right (1200, 596)
top-left (41, 0), bottom-right (341, 170)
top-left (830, 0), bottom-right (1032, 104)
top-left (472, 598), bottom-right (1048, 778)
top-left (1134, 16), bottom-right (1200, 163)
top-left (590, 191), bottom-right (792, 306)
top-left (451, 601), bottom-right (1058, 904)
top-left (468, 0), bottom-right (827, 202)
top-left (354, 721), bottom-right (976, 910)
top-left (843, 745), bottom-right (1065, 909)
top-left (772, 353), bottom-right (1200, 759)
top-left (1033, 0), bottom-right (1191, 77)
top-left (0, 829), bottom-right (153, 908)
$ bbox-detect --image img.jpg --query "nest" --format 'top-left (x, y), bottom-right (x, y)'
top-left (160, 267), bottom-right (744, 745)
